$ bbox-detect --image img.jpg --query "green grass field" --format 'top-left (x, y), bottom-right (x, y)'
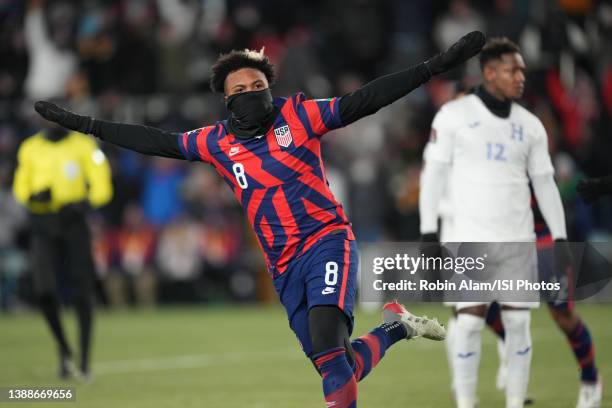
top-left (1, 303), bottom-right (610, 407)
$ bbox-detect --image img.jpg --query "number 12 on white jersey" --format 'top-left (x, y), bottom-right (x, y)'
top-left (486, 142), bottom-right (507, 162)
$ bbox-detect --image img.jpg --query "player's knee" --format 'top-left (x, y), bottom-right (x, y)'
top-left (501, 310), bottom-right (531, 344)
top-left (455, 313), bottom-right (485, 334)
top-left (310, 324), bottom-right (347, 357)
top-left (308, 306), bottom-right (350, 356)
top-left (501, 310), bottom-right (530, 329)
top-left (550, 308), bottom-right (578, 333)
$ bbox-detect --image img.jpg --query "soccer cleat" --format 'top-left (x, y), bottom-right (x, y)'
top-left (74, 370), bottom-right (94, 384)
top-left (456, 397), bottom-right (477, 408)
top-left (507, 396), bottom-right (525, 408)
top-left (382, 301), bottom-right (446, 341)
top-left (576, 378), bottom-right (603, 408)
top-left (58, 355), bottom-right (78, 380)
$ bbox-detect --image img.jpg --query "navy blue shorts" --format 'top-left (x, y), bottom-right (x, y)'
top-left (273, 232), bottom-right (358, 357)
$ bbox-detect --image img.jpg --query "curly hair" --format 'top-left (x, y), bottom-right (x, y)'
top-left (479, 37), bottom-right (521, 70)
top-left (209, 48), bottom-right (276, 93)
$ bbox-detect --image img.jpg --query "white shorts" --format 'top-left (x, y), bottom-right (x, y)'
top-left (441, 242), bottom-right (540, 305)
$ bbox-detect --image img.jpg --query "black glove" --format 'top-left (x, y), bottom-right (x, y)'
top-left (29, 188), bottom-right (52, 203)
top-left (577, 176), bottom-right (612, 204)
top-left (419, 233), bottom-right (445, 301)
top-left (34, 101), bottom-right (95, 134)
top-left (420, 232), bottom-right (440, 243)
top-left (419, 233), bottom-right (444, 269)
top-left (425, 31), bottom-right (486, 76)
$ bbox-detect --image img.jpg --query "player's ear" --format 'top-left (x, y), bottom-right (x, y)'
top-left (482, 64), bottom-right (496, 83)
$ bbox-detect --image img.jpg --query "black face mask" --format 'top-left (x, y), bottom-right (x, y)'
top-left (226, 89), bottom-right (277, 139)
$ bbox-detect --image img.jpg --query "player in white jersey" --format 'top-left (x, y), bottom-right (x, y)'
top-left (423, 85), bottom-right (510, 401)
top-left (419, 38), bottom-right (569, 408)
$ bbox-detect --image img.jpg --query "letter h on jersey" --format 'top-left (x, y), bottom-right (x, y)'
top-left (510, 123), bottom-right (524, 142)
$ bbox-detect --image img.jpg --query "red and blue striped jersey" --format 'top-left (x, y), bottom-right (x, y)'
top-left (531, 193), bottom-right (553, 249)
top-left (177, 93), bottom-right (355, 277)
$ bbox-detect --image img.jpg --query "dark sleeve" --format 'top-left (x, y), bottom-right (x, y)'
top-left (90, 120), bottom-right (185, 159)
top-left (338, 62), bottom-right (432, 126)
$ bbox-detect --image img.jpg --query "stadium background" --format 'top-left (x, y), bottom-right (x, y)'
top-left (0, 0), bottom-right (611, 407)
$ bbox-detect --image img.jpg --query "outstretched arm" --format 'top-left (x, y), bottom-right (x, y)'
top-left (338, 31), bottom-right (485, 126)
top-left (34, 101), bottom-right (184, 159)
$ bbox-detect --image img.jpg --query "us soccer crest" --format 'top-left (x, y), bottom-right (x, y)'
top-left (274, 125), bottom-right (293, 148)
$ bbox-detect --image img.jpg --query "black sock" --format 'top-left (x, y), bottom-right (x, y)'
top-left (74, 298), bottom-right (93, 373)
top-left (39, 295), bottom-right (71, 357)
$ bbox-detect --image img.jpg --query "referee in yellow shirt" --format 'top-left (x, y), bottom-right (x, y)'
top-left (13, 121), bottom-right (112, 380)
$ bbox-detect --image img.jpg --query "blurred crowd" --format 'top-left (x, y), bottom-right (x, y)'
top-left (1, 0), bottom-right (612, 311)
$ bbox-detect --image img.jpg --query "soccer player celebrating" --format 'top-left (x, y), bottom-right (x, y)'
top-left (34, 32), bottom-right (485, 407)
top-left (419, 38), bottom-right (573, 408)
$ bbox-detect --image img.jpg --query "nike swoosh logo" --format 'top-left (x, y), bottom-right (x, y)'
top-left (517, 347), bottom-right (531, 355)
top-left (457, 352), bottom-right (476, 358)
top-left (468, 121), bottom-right (481, 128)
